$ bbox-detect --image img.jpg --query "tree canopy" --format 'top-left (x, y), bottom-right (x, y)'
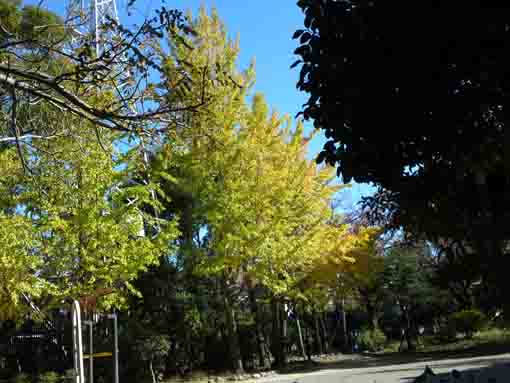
top-left (293, 1), bottom-right (508, 245)
top-left (0, 115), bottom-right (179, 318)
top-left (3, 3), bottom-right (506, 380)
top-left (0, 0), bottom-right (209, 147)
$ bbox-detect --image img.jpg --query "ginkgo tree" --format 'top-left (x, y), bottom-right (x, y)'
top-left (0, 114), bottom-right (179, 319)
top-left (150, 6), bottom-right (254, 252)
top-left (149, 8), bottom-right (382, 370)
top-left (135, 8), bottom-right (257, 373)
top-left (0, 4), bottom-right (395, 378)
top-left (187, 91), bottom-right (361, 368)
top-left (291, 217), bottom-right (381, 352)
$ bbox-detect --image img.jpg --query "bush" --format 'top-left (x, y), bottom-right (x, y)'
top-left (38, 372), bottom-right (60, 383)
top-left (61, 370), bottom-right (76, 383)
top-left (134, 335), bottom-right (171, 382)
top-left (358, 328), bottom-right (387, 352)
top-left (449, 309), bottom-right (487, 339)
top-left (437, 321), bottom-right (458, 343)
top-left (11, 373), bottom-right (31, 383)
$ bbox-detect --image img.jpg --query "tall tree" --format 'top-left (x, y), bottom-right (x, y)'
top-left (0, 0), bottom-right (207, 158)
top-left (292, 1), bottom-right (509, 273)
top-left (383, 246), bottom-right (433, 351)
top-left (149, 8), bottom-right (254, 373)
top-left (0, 116), bottom-right (179, 318)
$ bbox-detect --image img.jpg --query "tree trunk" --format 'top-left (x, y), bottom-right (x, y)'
top-left (399, 306), bottom-right (415, 352)
top-left (305, 326), bottom-right (313, 361)
top-left (313, 312), bottom-right (323, 355)
top-left (405, 329), bottom-right (415, 351)
top-left (295, 316), bottom-right (306, 360)
top-left (150, 359), bottom-right (156, 383)
top-left (406, 309), bottom-right (415, 351)
top-left (271, 298), bottom-right (287, 368)
top-left (224, 294), bottom-right (244, 373)
top-left (281, 306), bottom-right (288, 363)
top-left (342, 301), bottom-right (349, 351)
top-left (320, 313), bottom-right (330, 354)
top-left (249, 288), bottom-right (270, 369)
top-left (366, 301), bottom-right (379, 330)
top-left (166, 342), bottom-right (177, 376)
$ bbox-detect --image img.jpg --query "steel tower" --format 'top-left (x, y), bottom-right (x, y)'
top-left (65, 0), bottom-right (121, 57)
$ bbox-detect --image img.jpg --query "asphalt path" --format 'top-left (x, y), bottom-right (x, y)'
top-left (258, 353), bottom-right (510, 383)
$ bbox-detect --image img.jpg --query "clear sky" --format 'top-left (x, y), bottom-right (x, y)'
top-left (30, 0), bottom-right (375, 209)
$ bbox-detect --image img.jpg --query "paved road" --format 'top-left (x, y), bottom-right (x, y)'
top-left (259, 353), bottom-right (510, 383)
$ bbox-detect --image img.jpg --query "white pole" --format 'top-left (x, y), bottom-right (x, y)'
top-left (84, 321), bottom-right (94, 383)
top-left (72, 300), bottom-right (85, 383)
top-left (107, 313), bottom-right (119, 383)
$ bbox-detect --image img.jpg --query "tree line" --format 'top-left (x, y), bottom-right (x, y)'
top-left (1, 1), bottom-right (508, 382)
top-left (0, 3), bottom-right (379, 381)
top-left (292, 0), bottom-right (509, 310)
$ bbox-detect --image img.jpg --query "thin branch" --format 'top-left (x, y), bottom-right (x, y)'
top-left (0, 134), bottom-right (63, 143)
top-left (0, 64), bottom-right (208, 126)
top-left (10, 86), bottom-right (28, 172)
top-left (0, 73), bottom-right (128, 131)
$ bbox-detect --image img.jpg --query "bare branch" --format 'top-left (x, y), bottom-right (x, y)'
top-left (0, 64), bottom-right (209, 129)
top-left (0, 134), bottom-right (63, 143)
top-left (10, 87), bottom-right (28, 172)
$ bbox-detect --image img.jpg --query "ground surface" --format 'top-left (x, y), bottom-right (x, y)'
top-left (256, 353), bottom-right (510, 383)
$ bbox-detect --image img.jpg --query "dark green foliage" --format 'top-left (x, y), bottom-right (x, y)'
top-left (135, 335), bottom-right (171, 383)
top-left (61, 370), bottom-right (75, 383)
top-left (437, 322), bottom-right (458, 343)
top-left (358, 327), bottom-right (386, 352)
top-left (37, 372), bottom-right (60, 383)
top-left (238, 323), bottom-right (259, 370)
top-left (0, 0), bottom-right (66, 43)
top-left (381, 244), bottom-right (454, 350)
top-left (19, 4), bottom-right (66, 44)
top-left (430, 240), bottom-right (510, 314)
top-left (0, 0), bottom-right (22, 35)
top-left (10, 373), bottom-right (30, 383)
top-left (136, 335), bottom-right (171, 362)
top-left (449, 310), bottom-right (487, 339)
top-left (293, 0), bottom-right (509, 251)
top-left (431, 241), bottom-right (481, 310)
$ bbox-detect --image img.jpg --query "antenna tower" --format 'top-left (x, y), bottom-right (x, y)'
top-left (65, 0), bottom-right (121, 57)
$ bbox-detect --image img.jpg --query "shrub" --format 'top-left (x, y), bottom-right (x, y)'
top-left (437, 320), bottom-right (458, 343)
top-left (135, 335), bottom-right (171, 383)
top-left (61, 370), bottom-right (76, 383)
top-left (358, 328), bottom-right (387, 352)
top-left (11, 373), bottom-right (31, 383)
top-left (38, 372), bottom-right (60, 383)
top-left (449, 309), bottom-right (487, 339)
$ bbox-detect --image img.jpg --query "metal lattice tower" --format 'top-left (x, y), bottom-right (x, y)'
top-left (65, 0), bottom-right (121, 57)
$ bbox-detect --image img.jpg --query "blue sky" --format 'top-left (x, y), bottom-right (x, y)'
top-left (32, 0), bottom-right (375, 209)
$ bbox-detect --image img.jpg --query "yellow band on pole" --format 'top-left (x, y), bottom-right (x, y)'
top-left (83, 352), bottom-right (112, 359)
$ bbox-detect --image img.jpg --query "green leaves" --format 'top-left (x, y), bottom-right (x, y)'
top-left (293, 0), bottom-right (509, 247)
top-left (0, 118), bottom-right (179, 318)
top-left (184, 89), bottom-right (349, 301)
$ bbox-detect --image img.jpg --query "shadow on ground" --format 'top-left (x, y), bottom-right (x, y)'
top-left (396, 360), bottom-right (510, 382)
top-left (275, 342), bottom-right (510, 376)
